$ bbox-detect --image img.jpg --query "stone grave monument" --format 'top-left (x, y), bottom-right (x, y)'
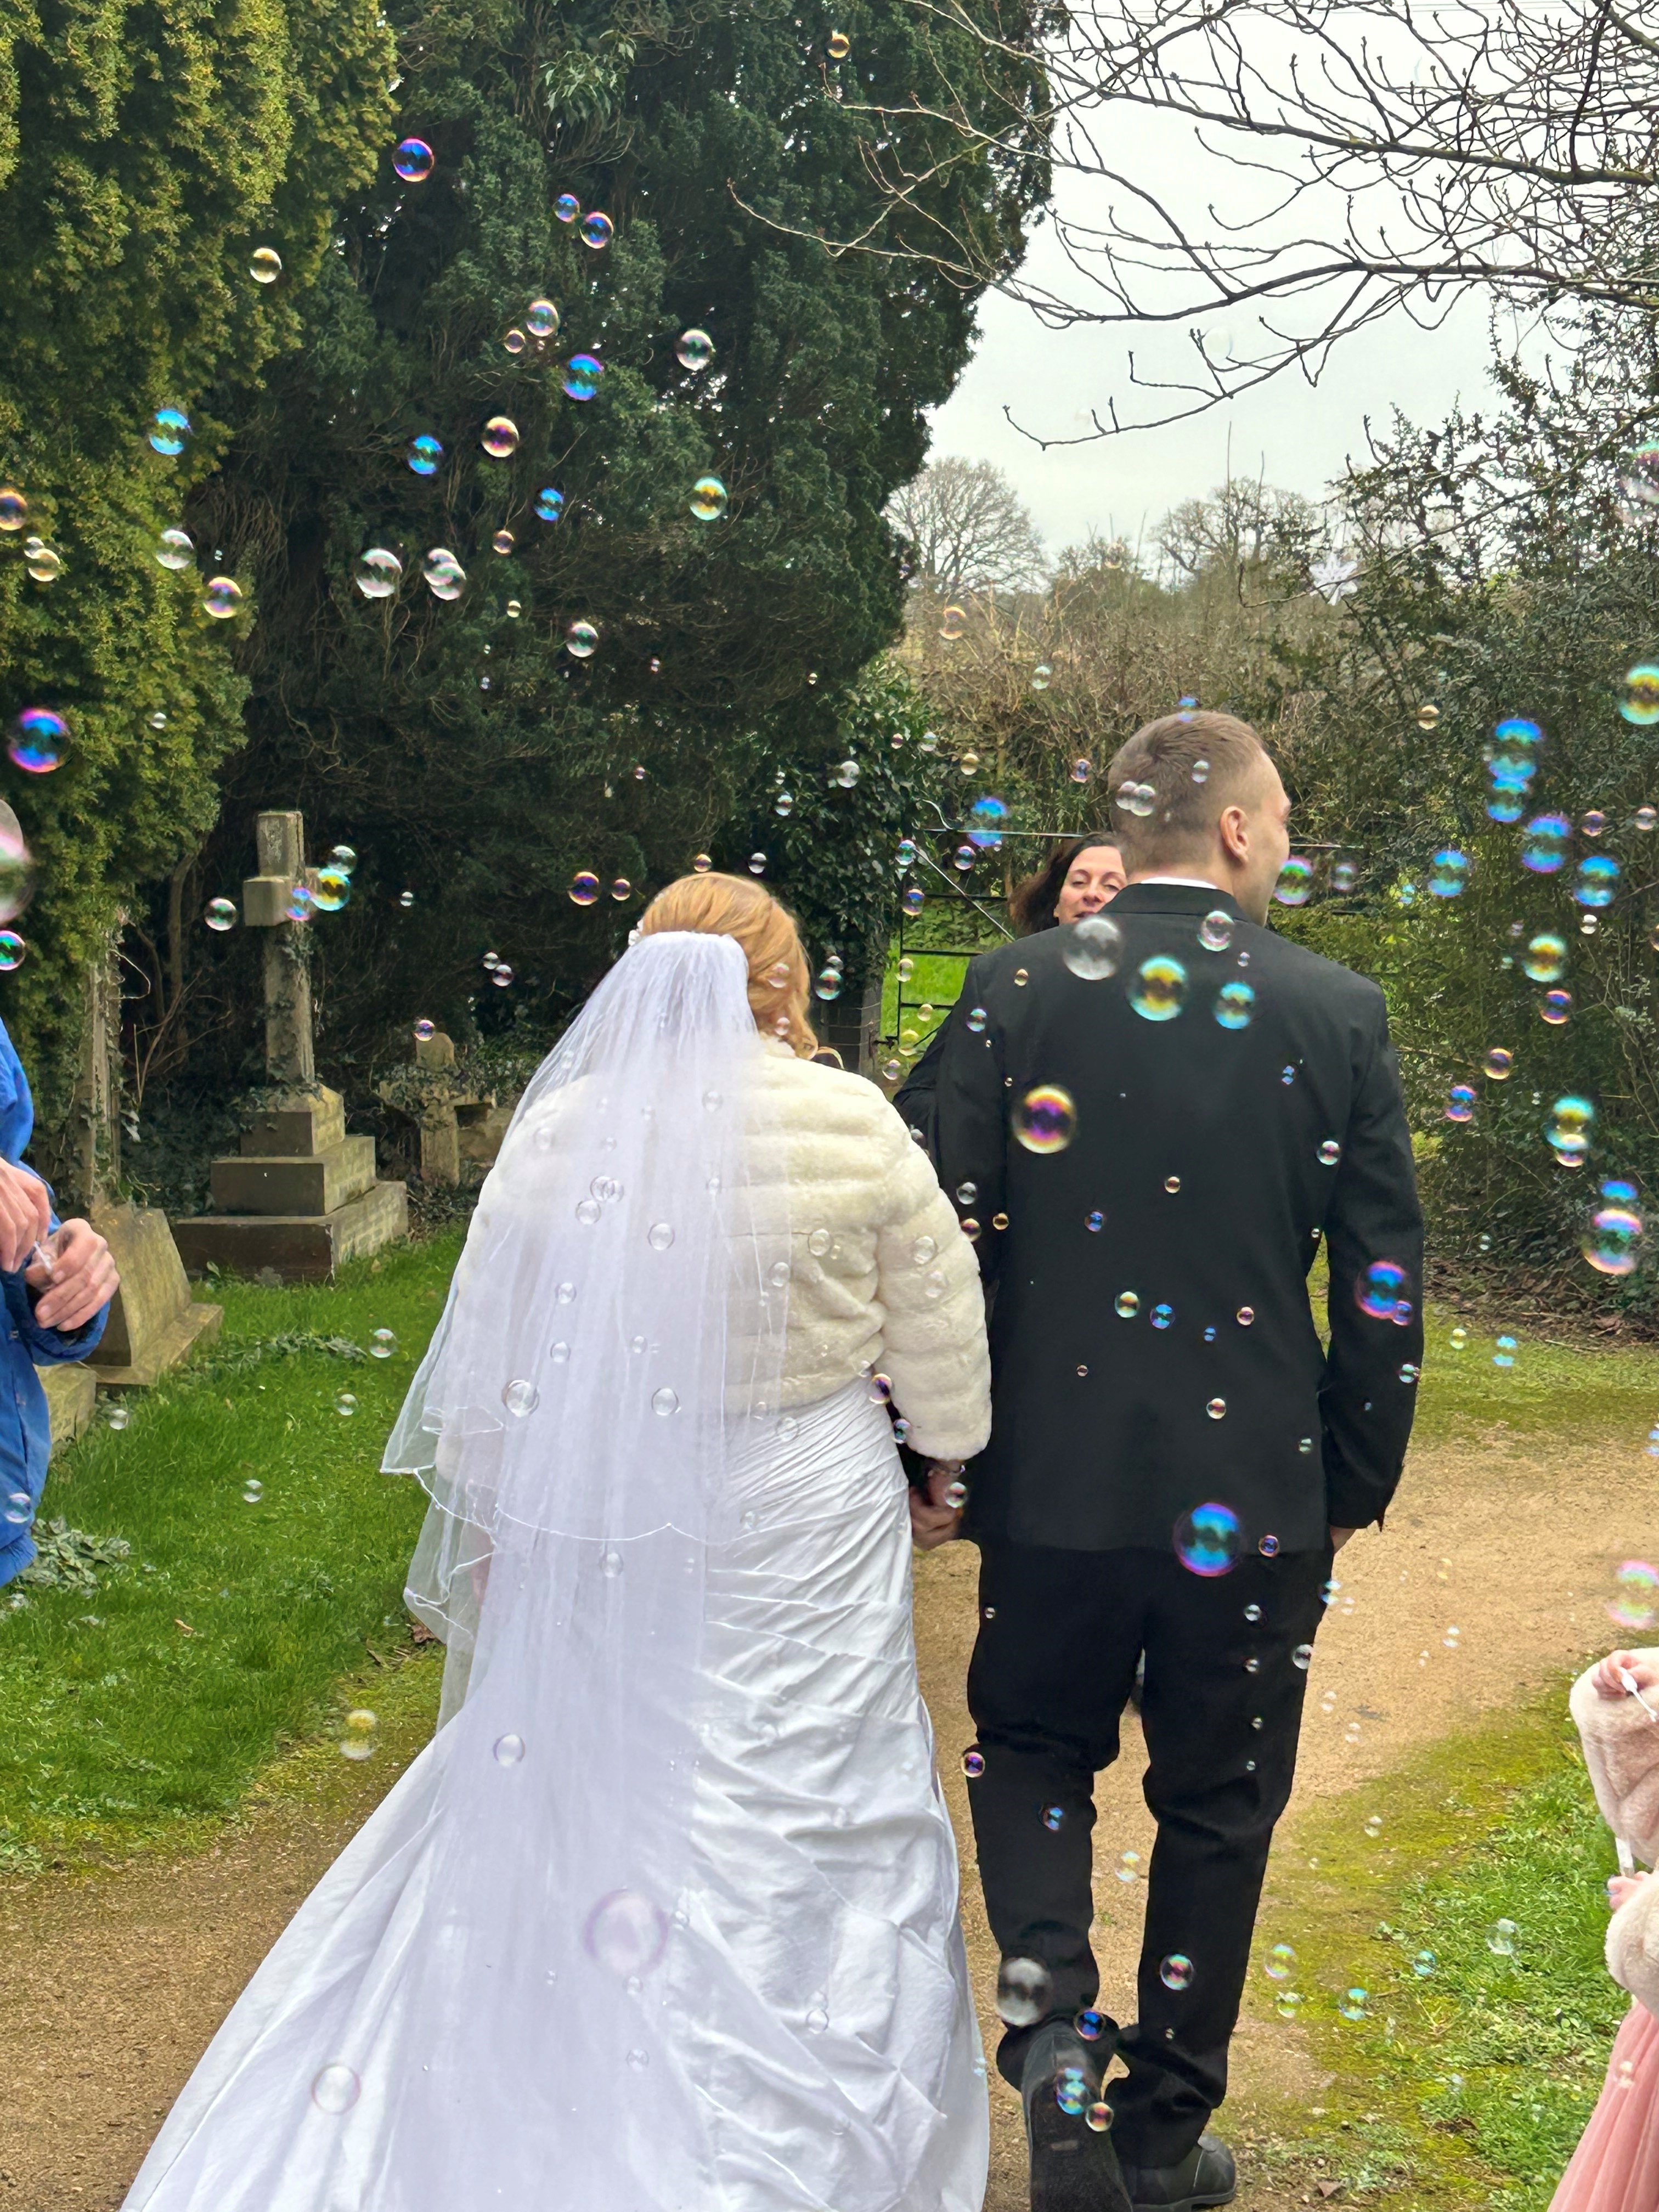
top-left (375, 1026), bottom-right (515, 1186)
top-left (173, 811), bottom-right (408, 1281)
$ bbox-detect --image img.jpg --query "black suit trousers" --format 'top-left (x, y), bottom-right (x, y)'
top-left (965, 1537), bottom-right (1333, 2168)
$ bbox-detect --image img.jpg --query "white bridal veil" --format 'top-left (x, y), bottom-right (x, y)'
top-left (374, 928), bottom-right (790, 2204)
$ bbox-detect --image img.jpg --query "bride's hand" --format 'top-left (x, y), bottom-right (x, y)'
top-left (910, 1464), bottom-right (965, 1551)
top-left (1595, 1651), bottom-right (1659, 1699)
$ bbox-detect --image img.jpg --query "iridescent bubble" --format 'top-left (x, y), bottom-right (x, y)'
top-left (481, 416), bottom-right (520, 459)
top-left (1521, 812), bottom-right (1571, 873)
top-left (1339, 1988), bottom-right (1369, 2021)
top-left (1030, 664), bottom-right (1052, 692)
top-left (1173, 1501), bottom-right (1242, 1578)
top-left (995, 1955), bottom-right (1052, 2027)
top-left (370, 1328), bottom-right (397, 1358)
top-left (249, 245), bottom-right (283, 284)
top-left (23, 542), bottom-right (60, 584)
top-left (494, 1733), bottom-right (526, 1765)
top-left (490, 528), bottom-right (514, 556)
top-left (939, 604), bottom-right (967, 641)
top-left (2, 1487), bottom-right (31, 1523)
top-left (1483, 1048), bottom-right (1514, 1080)
top-left (1206, 1397), bottom-right (1226, 1419)
top-left (8, 708), bottom-right (66, 774)
top-left (1639, 807), bottom-right (1658, 833)
top-left (525, 296), bottom-right (560, 340)
top-left (311, 2063), bottom-right (360, 2114)
top-left (1130, 955), bottom-right (1187, 1022)
top-left (407, 434), bottom-right (443, 476)
top-left (1575, 853), bottom-right (1620, 909)
top-left (1293, 1643), bottom-right (1313, 1670)
top-left (312, 867), bottom-right (351, 913)
top-left (562, 353), bottom-right (603, 402)
top-left (1071, 758), bottom-right (1091, 784)
top-left (566, 619), bottom-right (598, 657)
top-left (555, 191), bottom-right (580, 223)
top-left (1486, 1918), bottom-right (1518, 1958)
top-left (813, 966), bottom-right (841, 1001)
top-left (1318, 1139), bottom-right (1341, 1165)
top-left (335, 1390), bottom-right (358, 1418)
top-left (688, 474), bottom-right (729, 522)
top-left (204, 897), bottom-right (237, 932)
top-left (1329, 855), bottom-right (1361, 893)
top-left (1198, 910), bottom-right (1233, 951)
top-left (1075, 2008), bottom-right (1107, 2041)
top-left (202, 575), bottom-right (242, 619)
top-left (1214, 981), bottom-right (1255, 1030)
top-left (0, 488), bottom-right (26, 531)
top-left (1428, 848), bottom-right (1469, 898)
top-left (1062, 915), bottom-right (1122, 981)
top-left (1524, 932), bottom-right (1566, 983)
top-left (1115, 1290), bottom-right (1139, 1318)
top-left (148, 407), bottom-right (191, 456)
top-left (1584, 1200), bottom-right (1644, 1276)
top-left (1621, 666), bottom-right (1659, 726)
top-left (580, 210), bottom-right (614, 249)
top-left (413, 1018), bottom-right (436, 1042)
top-left (1416, 702), bottom-right (1442, 731)
top-left (1610, 1560), bottom-right (1659, 1630)
top-left (354, 547), bottom-right (401, 599)
top-left (1265, 1942), bottom-right (1296, 1981)
top-left (1273, 857), bottom-right (1315, 906)
top-left (1160, 1954), bottom-right (1195, 1992)
top-left (420, 548), bottom-right (465, 601)
top-left (1014, 1085), bottom-right (1077, 1154)
top-left (749, 853), bottom-right (768, 876)
top-left (901, 885), bottom-right (924, 915)
top-left (1355, 1257), bottom-right (1412, 1323)
top-left (652, 1387), bottom-right (679, 1417)
top-left (393, 136), bottom-right (435, 180)
top-left (1446, 1084), bottom-right (1475, 1123)
top-left (827, 27), bottom-right (851, 57)
top-left (156, 528), bottom-right (195, 571)
top-left (503, 327), bottom-right (527, 356)
top-left (1548, 1093), bottom-right (1596, 1165)
top-left (569, 871), bottom-right (600, 906)
top-left (675, 328), bottom-right (714, 371)
top-left (610, 878), bottom-right (631, 901)
top-left (1541, 989), bottom-right (1572, 1026)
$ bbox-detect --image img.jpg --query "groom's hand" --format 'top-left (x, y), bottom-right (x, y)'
top-left (910, 1463), bottom-right (966, 1550)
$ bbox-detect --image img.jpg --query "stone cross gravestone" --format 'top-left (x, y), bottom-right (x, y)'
top-left (173, 811), bottom-right (408, 1281)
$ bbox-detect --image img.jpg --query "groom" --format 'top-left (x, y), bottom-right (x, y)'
top-left (923, 710), bottom-right (1423, 2212)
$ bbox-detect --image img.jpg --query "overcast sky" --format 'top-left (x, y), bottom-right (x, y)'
top-left (928, 278), bottom-right (1502, 561)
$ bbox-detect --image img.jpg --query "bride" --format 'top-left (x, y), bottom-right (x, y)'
top-left (122, 871), bottom-right (993, 2212)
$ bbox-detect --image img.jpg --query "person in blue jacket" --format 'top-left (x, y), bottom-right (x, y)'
top-left (0, 1013), bottom-right (119, 1587)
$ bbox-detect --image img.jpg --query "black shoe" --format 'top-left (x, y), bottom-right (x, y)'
top-left (1119, 2132), bottom-right (1237, 2211)
top-left (1021, 2022), bottom-right (1132, 2212)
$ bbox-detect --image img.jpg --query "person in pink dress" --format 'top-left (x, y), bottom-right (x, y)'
top-left (1551, 1647), bottom-right (1659, 2212)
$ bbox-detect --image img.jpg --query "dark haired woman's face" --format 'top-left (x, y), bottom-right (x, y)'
top-left (1056, 845), bottom-right (1127, 922)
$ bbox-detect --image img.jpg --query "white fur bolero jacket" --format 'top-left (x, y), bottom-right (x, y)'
top-left (747, 1038), bottom-right (991, 1463)
top-left (1571, 1654), bottom-right (1659, 2016)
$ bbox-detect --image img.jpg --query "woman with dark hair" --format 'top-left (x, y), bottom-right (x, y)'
top-left (894, 834), bottom-right (1126, 1154)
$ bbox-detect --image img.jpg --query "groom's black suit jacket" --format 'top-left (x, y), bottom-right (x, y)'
top-left (935, 883), bottom-right (1424, 1555)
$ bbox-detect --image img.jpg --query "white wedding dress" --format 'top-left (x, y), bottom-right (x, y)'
top-left (122, 932), bottom-right (986, 2212)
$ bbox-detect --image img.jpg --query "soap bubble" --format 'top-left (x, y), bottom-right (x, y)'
top-left (1293, 1642), bottom-right (1313, 1670)
top-left (354, 547), bottom-right (402, 598)
top-left (0, 488), bottom-right (26, 531)
top-left (334, 1391), bottom-right (358, 1418)
top-left (566, 619), bottom-right (598, 657)
top-left (1446, 1084), bottom-right (1475, 1123)
top-left (1622, 665), bottom-right (1659, 725)
top-left (1548, 1093), bottom-right (1596, 1164)
top-left (1329, 855), bottom-right (1361, 893)
top-left (1416, 702), bottom-right (1441, 730)
top-left (413, 1018), bottom-right (436, 1042)
top-left (1483, 1048), bottom-right (1514, 1080)
top-left (1493, 1334), bottom-right (1517, 1368)
top-left (204, 898), bottom-right (237, 932)
top-left (148, 407), bottom-right (191, 455)
top-left (420, 548), bottom-right (465, 601)
top-left (1062, 915), bottom-right (1122, 981)
top-left (311, 2063), bottom-right (360, 2114)
top-left (249, 245), bottom-right (283, 284)
top-left (1339, 1988), bottom-right (1369, 2021)
top-left (156, 528), bottom-right (195, 570)
top-left (370, 1328), bottom-right (397, 1358)
top-left (1199, 910), bottom-right (1233, 951)
top-left (1130, 955), bottom-right (1187, 1022)
top-left (902, 885), bottom-right (924, 915)
top-left (24, 543), bottom-right (60, 584)
top-left (1071, 758), bottom-right (1092, 783)
top-left (1428, 848), bottom-right (1469, 898)
top-left (995, 1955), bottom-right (1052, 2027)
top-left (1214, 981), bottom-right (1255, 1030)
top-left (963, 1748), bottom-right (985, 1778)
top-left (525, 296), bottom-right (560, 340)
top-left (1541, 989), bottom-right (1572, 1026)
top-left (1014, 1085), bottom-right (1077, 1154)
top-left (8, 708), bottom-right (66, 774)
top-left (313, 867), bottom-right (351, 913)
top-left (828, 27), bottom-right (851, 57)
top-left (1160, 1954), bottom-right (1194, 1992)
top-left (676, 328), bottom-right (714, 370)
top-left (652, 1387), bottom-right (679, 1417)
top-left (1486, 1918), bottom-right (1518, 1957)
top-left (1273, 856), bottom-right (1315, 906)
top-left (1584, 1202), bottom-right (1643, 1275)
top-left (1574, 853), bottom-right (1621, 908)
top-left (690, 475), bottom-right (731, 520)
top-left (1356, 1258), bottom-right (1410, 1322)
top-left (479, 415), bottom-right (520, 459)
top-left (0, 933), bottom-right (27, 971)
top-left (1524, 932), bottom-right (1566, 982)
top-left (1610, 1560), bottom-right (1659, 1630)
top-left (555, 191), bottom-right (580, 222)
top-left (1264, 1943), bottom-right (1296, 1981)
top-left (1115, 1291), bottom-right (1139, 1317)
top-left (1521, 812), bottom-right (1571, 872)
top-left (1318, 1140), bottom-right (1341, 1166)
top-left (1031, 664), bottom-right (1052, 691)
top-left (569, 871), bottom-right (600, 906)
top-left (202, 576), bottom-right (242, 619)
top-left (580, 210), bottom-right (614, 249)
top-left (578, 1889), bottom-right (667, 1978)
top-left (503, 1378), bottom-right (539, 1418)
top-left (490, 529), bottom-right (514, 556)
top-left (562, 353), bottom-right (603, 401)
top-left (939, 604), bottom-right (967, 641)
top-left (2, 1487), bottom-right (31, 1523)
top-left (393, 136), bottom-right (435, 180)
top-left (407, 433), bottom-right (443, 476)
top-left (1173, 1501), bottom-right (1243, 1578)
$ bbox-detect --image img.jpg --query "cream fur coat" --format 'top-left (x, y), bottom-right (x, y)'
top-left (1571, 1654), bottom-right (1659, 2015)
top-left (750, 1039), bottom-right (990, 1462)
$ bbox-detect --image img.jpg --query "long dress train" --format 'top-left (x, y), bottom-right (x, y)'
top-left (121, 1380), bottom-right (986, 2212)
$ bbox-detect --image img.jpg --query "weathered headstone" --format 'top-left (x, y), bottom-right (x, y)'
top-left (375, 1027), bottom-right (514, 1186)
top-left (173, 811), bottom-right (408, 1280)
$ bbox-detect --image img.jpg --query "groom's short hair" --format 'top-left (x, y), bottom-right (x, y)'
top-left (1107, 710), bottom-right (1271, 870)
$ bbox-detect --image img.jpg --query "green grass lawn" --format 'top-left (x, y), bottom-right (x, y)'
top-left (0, 1234), bottom-right (460, 1871)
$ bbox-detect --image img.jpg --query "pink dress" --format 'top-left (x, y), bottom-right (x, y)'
top-left (1550, 2002), bottom-right (1659, 2212)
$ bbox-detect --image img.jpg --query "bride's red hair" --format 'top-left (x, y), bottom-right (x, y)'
top-left (639, 873), bottom-right (819, 1058)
